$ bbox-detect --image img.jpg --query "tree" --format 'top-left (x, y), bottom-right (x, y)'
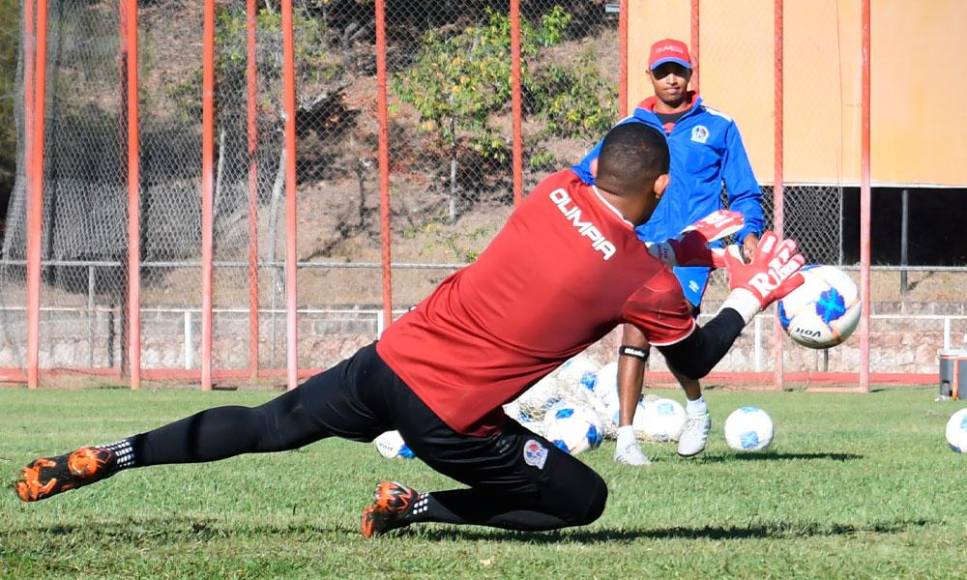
top-left (394, 7), bottom-right (570, 222)
top-left (0, 0), bottom-right (20, 228)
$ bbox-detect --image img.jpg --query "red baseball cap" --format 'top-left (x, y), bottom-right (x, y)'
top-left (648, 38), bottom-right (692, 70)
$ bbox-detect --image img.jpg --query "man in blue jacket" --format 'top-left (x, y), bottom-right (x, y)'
top-left (573, 39), bottom-right (764, 465)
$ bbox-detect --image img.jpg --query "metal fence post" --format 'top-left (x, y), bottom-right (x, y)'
top-left (88, 265), bottom-right (95, 367)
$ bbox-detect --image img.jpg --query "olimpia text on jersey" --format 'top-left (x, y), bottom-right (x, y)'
top-left (548, 188), bottom-right (616, 261)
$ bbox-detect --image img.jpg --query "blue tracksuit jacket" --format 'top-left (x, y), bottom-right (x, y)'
top-left (572, 95), bottom-right (764, 307)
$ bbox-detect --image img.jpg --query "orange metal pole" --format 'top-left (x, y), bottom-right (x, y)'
top-left (859, 0), bottom-right (872, 392)
top-left (201, 0), bottom-right (215, 391)
top-left (23, 0), bottom-right (33, 183)
top-left (26, 0), bottom-right (47, 390)
top-left (375, 0), bottom-right (393, 332)
top-left (510, 0), bottom-right (522, 207)
top-left (618, 0), bottom-right (628, 117)
top-left (690, 0), bottom-right (700, 94)
top-left (124, 0), bottom-right (141, 389)
top-left (281, 0), bottom-right (298, 391)
top-left (246, 0), bottom-right (260, 378)
top-left (773, 0), bottom-right (784, 390)
top-left (22, 0), bottom-right (34, 386)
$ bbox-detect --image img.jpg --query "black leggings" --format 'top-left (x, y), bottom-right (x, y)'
top-left (129, 343), bottom-right (607, 531)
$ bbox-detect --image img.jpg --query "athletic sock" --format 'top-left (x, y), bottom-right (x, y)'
top-left (403, 492), bottom-right (441, 523)
top-left (685, 395), bottom-right (707, 417)
top-left (406, 490), bottom-right (570, 530)
top-left (101, 439), bottom-right (138, 471)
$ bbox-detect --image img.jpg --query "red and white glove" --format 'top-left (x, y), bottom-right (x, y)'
top-left (718, 231), bottom-right (806, 323)
top-left (647, 209), bottom-right (744, 268)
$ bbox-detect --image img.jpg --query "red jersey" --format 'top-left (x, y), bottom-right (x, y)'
top-left (377, 170), bottom-right (694, 435)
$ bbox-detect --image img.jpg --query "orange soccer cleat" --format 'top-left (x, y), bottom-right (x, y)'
top-left (15, 446), bottom-right (117, 502)
top-left (360, 481), bottom-right (424, 539)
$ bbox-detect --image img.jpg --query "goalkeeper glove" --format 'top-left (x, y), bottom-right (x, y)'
top-left (647, 209), bottom-right (744, 268)
top-left (718, 231), bottom-right (805, 323)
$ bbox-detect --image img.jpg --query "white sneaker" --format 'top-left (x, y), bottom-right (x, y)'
top-left (677, 412), bottom-right (711, 457)
top-left (614, 440), bottom-right (652, 466)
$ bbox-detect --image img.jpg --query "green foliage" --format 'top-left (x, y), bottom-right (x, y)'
top-left (531, 49), bottom-right (617, 140)
top-left (3, 388), bottom-right (967, 577)
top-left (527, 148), bottom-right (558, 172)
top-left (403, 221), bottom-right (493, 263)
top-left (395, 6), bottom-right (616, 187)
top-left (167, 5), bottom-right (340, 121)
top-left (393, 6), bottom-right (572, 162)
top-left (0, 0), bottom-right (20, 199)
top-left (216, 7), bottom-right (340, 87)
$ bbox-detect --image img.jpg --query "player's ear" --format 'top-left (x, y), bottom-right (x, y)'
top-left (590, 158), bottom-right (598, 177)
top-left (653, 173), bottom-right (669, 197)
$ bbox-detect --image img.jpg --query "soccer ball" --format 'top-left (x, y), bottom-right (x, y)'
top-left (945, 408), bottom-right (967, 453)
top-left (777, 265), bottom-right (861, 349)
top-left (724, 407), bottom-right (774, 452)
top-left (542, 402), bottom-right (604, 455)
top-left (557, 354), bottom-right (601, 394)
top-left (637, 398), bottom-right (687, 442)
top-left (515, 373), bottom-right (563, 422)
top-left (373, 430), bottom-right (415, 460)
top-left (593, 361), bottom-right (620, 415)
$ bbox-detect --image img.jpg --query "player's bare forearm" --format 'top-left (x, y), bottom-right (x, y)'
top-left (617, 324), bottom-right (648, 426)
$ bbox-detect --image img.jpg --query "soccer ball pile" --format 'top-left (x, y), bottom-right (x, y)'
top-left (506, 353), bottom-right (688, 452)
top-left (778, 265), bottom-right (861, 349)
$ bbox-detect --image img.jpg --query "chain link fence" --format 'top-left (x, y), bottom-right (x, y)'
top-left (0, 0), bottom-right (23, 369)
top-left (0, 1), bottom-right (961, 379)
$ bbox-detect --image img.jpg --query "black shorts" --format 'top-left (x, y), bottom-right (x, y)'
top-left (302, 343), bottom-right (605, 499)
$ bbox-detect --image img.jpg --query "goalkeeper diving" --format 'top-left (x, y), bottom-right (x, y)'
top-left (16, 123), bottom-right (804, 537)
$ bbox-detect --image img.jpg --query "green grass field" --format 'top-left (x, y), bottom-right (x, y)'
top-left (2, 387), bottom-right (965, 579)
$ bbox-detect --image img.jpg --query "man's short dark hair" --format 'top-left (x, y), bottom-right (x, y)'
top-left (596, 123), bottom-right (670, 196)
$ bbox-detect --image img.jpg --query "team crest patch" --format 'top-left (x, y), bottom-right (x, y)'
top-left (691, 125), bottom-right (709, 144)
top-left (523, 439), bottom-right (548, 469)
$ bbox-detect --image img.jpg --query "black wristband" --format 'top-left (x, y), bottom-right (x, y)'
top-left (619, 345), bottom-right (649, 362)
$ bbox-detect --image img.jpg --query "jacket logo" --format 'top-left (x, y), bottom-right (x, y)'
top-left (691, 125), bottom-right (709, 144)
top-left (549, 188), bottom-right (616, 261)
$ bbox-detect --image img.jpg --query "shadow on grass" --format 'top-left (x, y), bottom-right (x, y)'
top-left (697, 452), bottom-right (864, 463)
top-left (402, 518), bottom-right (935, 543)
top-left (6, 516), bottom-right (933, 545)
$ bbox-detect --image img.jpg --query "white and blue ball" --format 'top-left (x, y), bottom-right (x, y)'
top-left (593, 361), bottom-right (621, 415)
top-left (557, 354), bottom-right (601, 395)
top-left (724, 407), bottom-right (774, 452)
top-left (515, 373), bottom-right (563, 422)
top-left (778, 265), bottom-right (861, 349)
top-left (543, 403), bottom-right (604, 455)
top-left (638, 397), bottom-right (687, 442)
top-left (945, 408), bottom-right (967, 453)
top-left (373, 430), bottom-right (415, 460)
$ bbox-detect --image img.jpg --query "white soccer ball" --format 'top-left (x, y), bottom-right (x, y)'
top-left (778, 265), bottom-right (861, 349)
top-left (373, 430), bottom-right (415, 460)
top-left (542, 402), bottom-right (604, 455)
top-left (515, 373), bottom-right (563, 422)
top-left (637, 397), bottom-right (687, 442)
top-left (724, 407), bottom-right (775, 452)
top-left (945, 408), bottom-right (967, 453)
top-left (594, 361), bottom-right (621, 416)
top-left (557, 354), bottom-right (601, 395)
